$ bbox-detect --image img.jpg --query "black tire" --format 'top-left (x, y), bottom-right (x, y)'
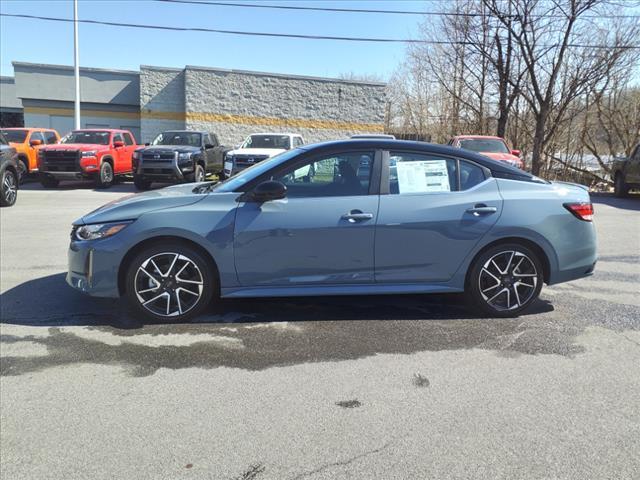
top-left (124, 242), bottom-right (215, 322)
top-left (186, 164), bottom-right (205, 183)
top-left (95, 161), bottom-right (114, 189)
top-left (17, 158), bottom-right (28, 184)
top-left (614, 174), bottom-right (629, 198)
top-left (133, 176), bottom-right (152, 191)
top-left (467, 243), bottom-right (544, 318)
top-left (0, 168), bottom-right (18, 207)
top-left (39, 175), bottom-right (59, 189)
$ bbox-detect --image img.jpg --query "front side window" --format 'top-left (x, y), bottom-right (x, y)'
top-left (61, 131), bottom-right (110, 145)
top-left (44, 131), bottom-right (58, 144)
top-left (389, 151), bottom-right (485, 194)
top-left (243, 135), bottom-right (291, 150)
top-left (273, 151), bottom-right (374, 198)
top-left (113, 133), bottom-right (124, 144)
top-left (30, 131), bottom-right (45, 144)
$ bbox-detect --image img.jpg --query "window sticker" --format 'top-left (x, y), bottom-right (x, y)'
top-left (396, 159), bottom-right (450, 193)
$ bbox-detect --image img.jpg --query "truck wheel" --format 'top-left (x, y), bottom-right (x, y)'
top-left (614, 174), bottom-right (629, 198)
top-left (95, 162), bottom-right (114, 189)
top-left (1, 169), bottom-right (18, 207)
top-left (40, 175), bottom-right (59, 189)
top-left (134, 176), bottom-right (152, 191)
top-left (186, 164), bottom-right (205, 183)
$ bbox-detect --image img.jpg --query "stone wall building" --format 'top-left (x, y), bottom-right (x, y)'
top-left (2, 61), bottom-right (387, 145)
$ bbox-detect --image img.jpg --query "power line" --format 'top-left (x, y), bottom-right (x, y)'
top-left (154, 0), bottom-right (640, 19)
top-left (1, 13), bottom-right (639, 49)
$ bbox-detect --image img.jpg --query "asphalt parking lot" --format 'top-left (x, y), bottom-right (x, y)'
top-left (1, 181), bottom-right (639, 480)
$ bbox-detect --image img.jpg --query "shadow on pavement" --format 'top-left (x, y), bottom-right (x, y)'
top-left (591, 192), bottom-right (640, 211)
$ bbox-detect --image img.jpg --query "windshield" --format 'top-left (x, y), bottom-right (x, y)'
top-left (61, 131), bottom-right (110, 145)
top-left (242, 135), bottom-right (290, 150)
top-left (211, 148), bottom-right (304, 193)
top-left (0, 129), bottom-right (28, 143)
top-left (459, 139), bottom-right (509, 154)
top-left (152, 131), bottom-right (202, 147)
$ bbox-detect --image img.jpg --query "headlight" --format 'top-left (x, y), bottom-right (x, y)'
top-left (81, 151), bottom-right (97, 158)
top-left (74, 221), bottom-right (132, 241)
top-left (178, 152), bottom-right (191, 161)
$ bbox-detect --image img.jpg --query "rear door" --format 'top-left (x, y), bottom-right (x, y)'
top-left (123, 132), bottom-right (136, 172)
top-left (111, 133), bottom-right (125, 172)
top-left (233, 149), bottom-right (380, 286)
top-left (375, 150), bottom-right (503, 283)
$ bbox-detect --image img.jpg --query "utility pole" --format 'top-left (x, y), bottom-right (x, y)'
top-left (73, 0), bottom-right (81, 129)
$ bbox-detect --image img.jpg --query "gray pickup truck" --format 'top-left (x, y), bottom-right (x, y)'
top-left (611, 143), bottom-right (640, 197)
top-left (132, 130), bottom-right (229, 190)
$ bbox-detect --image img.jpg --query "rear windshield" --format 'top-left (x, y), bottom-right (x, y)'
top-left (0, 129), bottom-right (28, 143)
top-left (61, 131), bottom-right (111, 145)
top-left (460, 139), bottom-right (509, 154)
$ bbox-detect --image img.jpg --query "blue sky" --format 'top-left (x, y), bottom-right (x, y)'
top-left (0, 0), bottom-right (429, 79)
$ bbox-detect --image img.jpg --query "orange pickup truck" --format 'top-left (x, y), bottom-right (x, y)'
top-left (0, 128), bottom-right (60, 178)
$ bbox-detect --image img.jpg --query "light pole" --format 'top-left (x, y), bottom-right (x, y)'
top-left (73, 0), bottom-right (81, 129)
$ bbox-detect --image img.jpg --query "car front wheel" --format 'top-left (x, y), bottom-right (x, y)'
top-left (95, 162), bottom-right (114, 189)
top-left (0, 168), bottom-right (18, 207)
top-left (125, 243), bottom-right (214, 322)
top-left (468, 244), bottom-right (544, 318)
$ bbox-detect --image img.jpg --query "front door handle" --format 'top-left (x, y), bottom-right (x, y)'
top-left (342, 210), bottom-right (374, 223)
top-left (466, 204), bottom-right (498, 216)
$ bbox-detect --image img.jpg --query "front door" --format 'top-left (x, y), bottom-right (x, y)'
top-left (375, 150), bottom-right (503, 283)
top-left (233, 150), bottom-right (379, 286)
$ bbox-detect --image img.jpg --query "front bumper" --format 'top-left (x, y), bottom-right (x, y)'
top-left (135, 154), bottom-right (193, 181)
top-left (66, 238), bottom-right (124, 298)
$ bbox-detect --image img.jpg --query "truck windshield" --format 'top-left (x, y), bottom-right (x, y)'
top-left (61, 131), bottom-right (111, 145)
top-left (0, 129), bottom-right (28, 143)
top-left (460, 139), bottom-right (509, 154)
top-left (152, 132), bottom-right (202, 147)
top-left (242, 135), bottom-right (290, 150)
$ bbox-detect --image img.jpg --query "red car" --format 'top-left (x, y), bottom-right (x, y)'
top-left (448, 135), bottom-right (524, 169)
top-left (38, 129), bottom-right (138, 188)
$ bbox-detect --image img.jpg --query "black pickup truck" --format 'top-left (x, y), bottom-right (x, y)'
top-left (132, 130), bottom-right (228, 190)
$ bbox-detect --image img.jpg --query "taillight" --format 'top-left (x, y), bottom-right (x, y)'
top-left (563, 202), bottom-right (594, 222)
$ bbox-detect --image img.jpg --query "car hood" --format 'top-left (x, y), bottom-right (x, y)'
top-left (138, 145), bottom-right (200, 154)
top-left (42, 144), bottom-right (108, 152)
top-left (480, 152), bottom-right (520, 163)
top-left (228, 147), bottom-right (285, 157)
top-left (75, 183), bottom-right (208, 225)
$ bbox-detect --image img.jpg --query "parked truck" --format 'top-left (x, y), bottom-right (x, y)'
top-left (132, 130), bottom-right (228, 190)
top-left (38, 129), bottom-right (138, 189)
top-left (610, 143), bottom-right (640, 197)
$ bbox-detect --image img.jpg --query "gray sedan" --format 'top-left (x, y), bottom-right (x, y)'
top-left (66, 139), bottom-right (597, 321)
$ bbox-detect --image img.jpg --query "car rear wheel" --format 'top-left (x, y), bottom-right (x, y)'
top-left (468, 243), bottom-right (544, 318)
top-left (133, 176), bottom-right (152, 191)
top-left (1, 169), bottom-right (18, 207)
top-left (614, 174), bottom-right (629, 198)
top-left (125, 243), bottom-right (215, 322)
top-left (39, 175), bottom-right (59, 189)
top-left (95, 162), bottom-right (114, 189)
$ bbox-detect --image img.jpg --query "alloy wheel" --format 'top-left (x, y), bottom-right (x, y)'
top-left (134, 252), bottom-right (204, 317)
top-left (478, 250), bottom-right (538, 311)
top-left (3, 171), bottom-right (17, 204)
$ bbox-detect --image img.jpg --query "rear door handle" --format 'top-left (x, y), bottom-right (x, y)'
top-left (466, 204), bottom-right (498, 216)
top-left (342, 210), bottom-right (374, 223)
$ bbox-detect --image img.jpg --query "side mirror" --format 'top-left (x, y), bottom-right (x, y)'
top-left (251, 180), bottom-right (287, 202)
top-left (511, 149), bottom-right (521, 157)
top-left (30, 139), bottom-right (43, 146)
top-left (113, 140), bottom-right (124, 148)
top-left (144, 142), bottom-right (150, 146)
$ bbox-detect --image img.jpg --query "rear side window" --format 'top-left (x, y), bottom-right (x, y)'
top-left (124, 133), bottom-right (134, 145)
top-left (113, 133), bottom-right (123, 144)
top-left (388, 151), bottom-right (485, 194)
top-left (294, 137), bottom-right (304, 147)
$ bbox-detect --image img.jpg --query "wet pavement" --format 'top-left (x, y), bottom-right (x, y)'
top-left (1, 182), bottom-right (639, 479)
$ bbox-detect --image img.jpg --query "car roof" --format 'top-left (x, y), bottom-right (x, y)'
top-left (248, 132), bottom-right (301, 137)
top-left (298, 139), bottom-right (533, 179)
top-left (72, 128), bottom-right (129, 133)
top-left (161, 130), bottom-right (207, 134)
top-left (454, 135), bottom-right (505, 140)
top-left (1, 127), bottom-right (55, 132)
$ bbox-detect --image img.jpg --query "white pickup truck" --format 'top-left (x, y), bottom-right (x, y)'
top-left (223, 132), bottom-right (304, 178)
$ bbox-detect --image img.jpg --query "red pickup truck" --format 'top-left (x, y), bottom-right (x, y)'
top-left (38, 129), bottom-right (138, 188)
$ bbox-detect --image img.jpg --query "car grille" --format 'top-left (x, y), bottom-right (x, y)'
top-left (142, 151), bottom-right (175, 163)
top-left (43, 150), bottom-right (80, 172)
top-left (234, 154), bottom-right (270, 168)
